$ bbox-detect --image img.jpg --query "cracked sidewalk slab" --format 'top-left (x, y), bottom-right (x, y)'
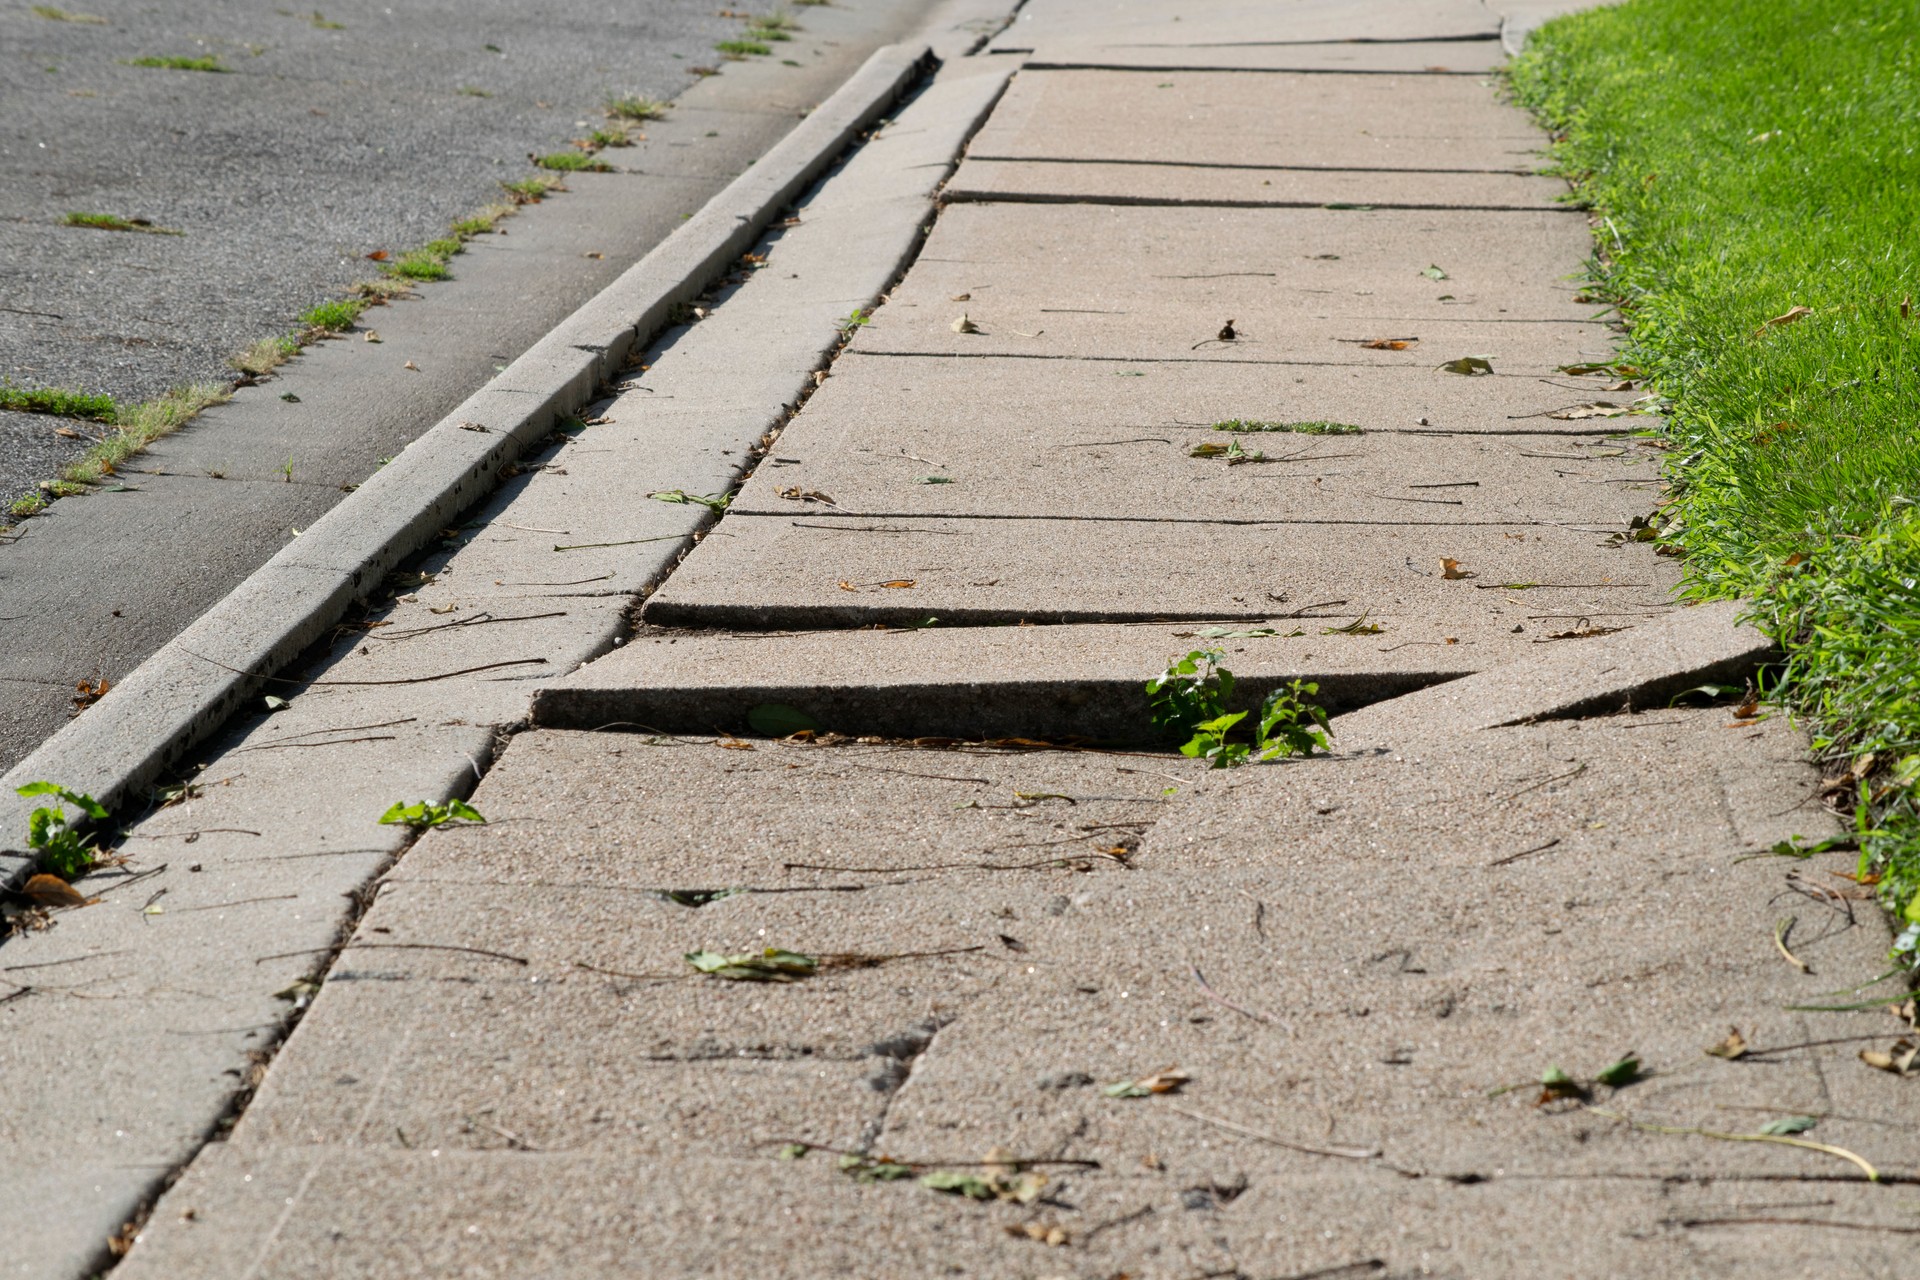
top-left (116, 714), bottom-right (1914, 1276)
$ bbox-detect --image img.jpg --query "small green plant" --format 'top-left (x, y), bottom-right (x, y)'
top-left (384, 248), bottom-right (452, 281)
top-left (17, 782), bottom-right (108, 879)
top-left (585, 126), bottom-right (632, 149)
top-left (838, 307), bottom-right (873, 334)
top-left (231, 334), bottom-right (301, 376)
top-left (62, 211), bottom-right (181, 235)
top-left (605, 93), bottom-right (668, 121)
top-left (125, 55), bottom-right (226, 72)
top-left (300, 298), bottom-right (364, 332)
top-left (501, 176), bottom-right (561, 202)
top-left (377, 799), bottom-right (486, 829)
top-left (534, 151), bottom-right (611, 172)
top-left (1213, 419), bottom-right (1362, 435)
top-left (1145, 650), bottom-right (1330, 769)
top-left (715, 38), bottom-right (772, 57)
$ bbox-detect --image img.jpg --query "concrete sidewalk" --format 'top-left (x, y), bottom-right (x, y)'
top-left (9, 0), bottom-right (1915, 1275)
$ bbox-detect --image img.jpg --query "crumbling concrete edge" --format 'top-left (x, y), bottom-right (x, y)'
top-left (0, 42), bottom-right (935, 891)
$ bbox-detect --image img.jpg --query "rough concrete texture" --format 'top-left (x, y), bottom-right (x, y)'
top-left (991, 0), bottom-right (1504, 51)
top-left (947, 157), bottom-right (1566, 209)
top-left (721, 357), bottom-right (1663, 525)
top-left (845, 204), bottom-right (1610, 365)
top-left (1023, 36), bottom-right (1507, 74)
top-left (968, 68), bottom-right (1542, 171)
top-left (644, 510), bottom-right (1679, 629)
top-left (117, 718), bottom-right (1916, 1277)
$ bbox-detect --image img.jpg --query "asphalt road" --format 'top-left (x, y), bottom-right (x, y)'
top-left (0, 0), bottom-right (945, 772)
top-left (1, 0), bottom-right (821, 506)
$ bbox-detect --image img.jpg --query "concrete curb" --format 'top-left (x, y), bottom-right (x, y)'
top-left (0, 42), bottom-right (933, 890)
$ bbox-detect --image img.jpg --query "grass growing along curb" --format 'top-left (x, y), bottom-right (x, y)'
top-left (124, 55), bottom-right (226, 72)
top-left (605, 93), bottom-right (668, 122)
top-left (63, 211), bottom-right (182, 236)
top-left (533, 150), bottom-right (611, 173)
top-left (1511, 0), bottom-right (1920, 958)
top-left (716, 39), bottom-right (773, 58)
top-left (59, 384), bottom-right (231, 486)
top-left (0, 383), bottom-right (116, 422)
top-left (32, 5), bottom-right (109, 22)
top-left (1213, 419), bottom-right (1362, 435)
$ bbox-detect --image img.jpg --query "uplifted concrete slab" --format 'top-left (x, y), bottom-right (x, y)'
top-left (726, 365), bottom-right (1662, 525)
top-left (830, 350), bottom-right (1655, 437)
top-left (117, 715), bottom-right (1914, 1277)
top-left (846, 204), bottom-right (1607, 364)
top-left (993, 0), bottom-right (1503, 51)
top-left (642, 513), bottom-right (1678, 629)
top-left (531, 619), bottom-right (1525, 741)
top-left (1023, 36), bottom-right (1507, 74)
top-left (1333, 597), bottom-right (1778, 743)
top-left (948, 157), bottom-right (1566, 209)
top-left (968, 69), bottom-right (1540, 171)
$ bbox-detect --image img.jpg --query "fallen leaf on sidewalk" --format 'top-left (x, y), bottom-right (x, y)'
top-left (1216, 319), bottom-right (1237, 341)
top-left (1438, 356), bottom-right (1494, 376)
top-left (775, 486), bottom-right (834, 504)
top-left (1756, 305), bottom-right (1813, 335)
top-left (649, 489), bottom-right (730, 511)
top-left (1549, 401), bottom-right (1630, 420)
top-left (838, 1154), bottom-right (916, 1182)
top-left (1103, 1067), bottom-right (1190, 1098)
top-left (1421, 264), bottom-right (1450, 280)
top-left (21, 875), bottom-right (96, 908)
top-left (1758, 1115), bottom-right (1819, 1136)
top-left (403, 360), bottom-right (420, 371)
top-left (366, 250), bottom-right (390, 261)
top-left (1595, 1054), bottom-right (1644, 1087)
top-left (1006, 1222), bottom-right (1070, 1246)
top-left (1439, 558), bottom-right (1475, 580)
top-left (1361, 337), bottom-right (1417, 350)
top-left (72, 676), bottom-right (110, 711)
top-left (1323, 614), bottom-right (1384, 635)
top-left (52, 425), bottom-right (83, 438)
top-left (1859, 1038), bottom-right (1917, 1075)
top-left (364, 330), bottom-right (381, 343)
top-left (1537, 1065), bottom-right (1587, 1104)
top-left (950, 292), bottom-right (970, 302)
top-left (685, 947), bottom-right (818, 982)
top-left (951, 314), bottom-right (981, 334)
top-left (1704, 1027), bottom-right (1750, 1059)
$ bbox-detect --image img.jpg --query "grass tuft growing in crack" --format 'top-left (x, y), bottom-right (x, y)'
top-left (1511, 0), bottom-right (1920, 954)
top-left (58, 384), bottom-right (231, 486)
top-left (124, 54), bottom-right (226, 72)
top-left (0, 382), bottom-right (117, 422)
top-left (62, 211), bottom-right (181, 236)
top-left (605, 93), bottom-right (668, 121)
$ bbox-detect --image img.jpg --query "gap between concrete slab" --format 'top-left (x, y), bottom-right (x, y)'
top-left (966, 156), bottom-right (1535, 174)
top-left (1021, 62), bottom-right (1492, 74)
top-left (942, 192), bottom-right (1570, 211)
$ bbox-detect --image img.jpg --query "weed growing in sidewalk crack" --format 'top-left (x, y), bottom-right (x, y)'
top-left (0, 382), bottom-right (117, 422)
top-left (534, 150), bottom-right (611, 173)
top-left (1146, 650), bottom-right (1330, 768)
top-left (605, 93), bottom-right (668, 121)
top-left (16, 782), bottom-right (107, 879)
top-left (378, 799), bottom-right (486, 829)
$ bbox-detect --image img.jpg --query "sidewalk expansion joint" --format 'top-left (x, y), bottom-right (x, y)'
top-left (943, 193), bottom-right (1571, 212)
top-left (730, 509), bottom-right (1584, 528)
top-left (965, 155), bottom-right (1538, 176)
top-left (1022, 63), bottom-right (1492, 76)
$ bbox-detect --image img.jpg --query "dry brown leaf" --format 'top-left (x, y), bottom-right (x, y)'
top-left (1860, 1038), bottom-right (1918, 1075)
top-left (22, 874), bottom-right (96, 908)
top-left (1756, 305), bottom-right (1813, 335)
top-left (714, 737), bottom-right (756, 752)
top-left (950, 292), bottom-right (970, 302)
top-left (365, 249), bottom-right (390, 261)
top-left (775, 486), bottom-right (834, 504)
top-left (1361, 337), bottom-right (1416, 350)
top-left (363, 330), bottom-right (382, 343)
top-left (1439, 558), bottom-right (1475, 580)
top-left (1704, 1027), bottom-right (1749, 1060)
top-left (1549, 401), bottom-right (1630, 420)
top-left (1733, 691), bottom-right (1761, 719)
top-left (403, 360), bottom-right (420, 371)
top-left (52, 426), bottom-right (83, 439)
top-left (951, 314), bottom-right (981, 334)
top-left (879, 580), bottom-right (916, 589)
top-left (836, 580), bottom-right (859, 593)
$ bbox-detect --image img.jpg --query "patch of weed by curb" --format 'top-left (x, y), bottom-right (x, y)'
top-left (124, 55), bottom-right (226, 72)
top-left (383, 248), bottom-right (451, 281)
top-left (0, 382), bottom-right (118, 422)
top-left (58, 384), bottom-right (230, 487)
top-left (230, 334), bottom-right (301, 376)
top-left (502, 175), bottom-right (563, 203)
top-left (300, 298), bottom-right (364, 333)
top-left (716, 39), bottom-right (773, 58)
top-left (605, 93), bottom-right (668, 121)
top-left (62, 212), bottom-right (181, 235)
top-left (32, 6), bottom-right (109, 23)
top-left (533, 151), bottom-right (612, 173)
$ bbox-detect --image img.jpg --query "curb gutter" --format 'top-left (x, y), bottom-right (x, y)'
top-left (0, 42), bottom-right (932, 890)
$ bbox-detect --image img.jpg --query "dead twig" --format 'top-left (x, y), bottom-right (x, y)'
top-left (1583, 1105), bottom-right (1878, 1181)
top-left (1774, 917), bottom-right (1812, 973)
top-left (1488, 837), bottom-right (1563, 868)
top-left (1168, 1106), bottom-right (1382, 1161)
top-left (1192, 965), bottom-right (1290, 1033)
top-left (181, 649), bottom-right (547, 687)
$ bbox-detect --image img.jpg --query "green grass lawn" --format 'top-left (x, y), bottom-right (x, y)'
top-left (1511, 0), bottom-right (1920, 960)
